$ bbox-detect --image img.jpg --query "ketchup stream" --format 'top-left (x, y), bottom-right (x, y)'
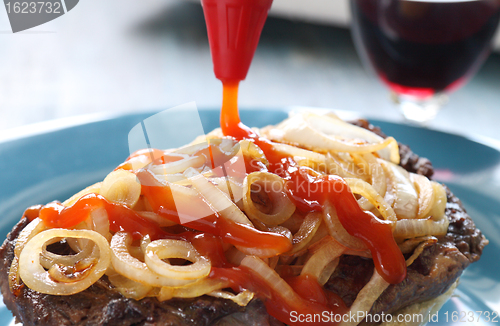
top-left (216, 79), bottom-right (406, 324)
top-left (202, 0), bottom-right (406, 319)
top-left (220, 79), bottom-right (406, 279)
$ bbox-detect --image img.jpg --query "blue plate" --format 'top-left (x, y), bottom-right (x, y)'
top-left (0, 108), bottom-right (499, 325)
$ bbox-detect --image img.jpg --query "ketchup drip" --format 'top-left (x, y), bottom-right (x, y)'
top-left (221, 81), bottom-right (291, 176)
top-left (211, 266), bottom-right (347, 326)
top-left (137, 169), bottom-right (291, 254)
top-left (38, 193), bottom-right (168, 240)
top-left (289, 168), bottom-right (406, 284)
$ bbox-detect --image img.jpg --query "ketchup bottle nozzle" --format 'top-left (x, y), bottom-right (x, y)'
top-left (201, 0), bottom-right (273, 83)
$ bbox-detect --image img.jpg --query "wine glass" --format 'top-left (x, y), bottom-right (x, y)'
top-left (350, 0), bottom-right (500, 124)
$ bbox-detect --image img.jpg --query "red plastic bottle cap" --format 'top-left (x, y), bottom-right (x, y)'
top-left (201, 0), bottom-right (273, 83)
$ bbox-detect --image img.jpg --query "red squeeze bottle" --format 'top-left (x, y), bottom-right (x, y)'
top-left (201, 0), bottom-right (273, 83)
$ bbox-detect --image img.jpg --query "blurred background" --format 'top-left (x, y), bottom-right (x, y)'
top-left (0, 0), bottom-right (499, 141)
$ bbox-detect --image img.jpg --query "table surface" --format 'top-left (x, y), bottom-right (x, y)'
top-left (0, 0), bottom-right (498, 143)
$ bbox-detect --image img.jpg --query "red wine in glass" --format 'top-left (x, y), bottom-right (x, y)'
top-left (351, 0), bottom-right (500, 123)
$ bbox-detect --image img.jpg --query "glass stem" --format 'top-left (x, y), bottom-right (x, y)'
top-left (391, 92), bottom-right (448, 125)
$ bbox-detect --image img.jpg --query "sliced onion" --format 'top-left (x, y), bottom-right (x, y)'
top-left (110, 232), bottom-right (195, 287)
top-left (9, 218), bottom-right (47, 293)
top-left (301, 236), bottom-right (345, 285)
top-left (137, 211), bottom-right (177, 227)
top-left (323, 201), bottom-right (367, 251)
top-left (318, 258), bottom-right (340, 286)
top-left (344, 178), bottom-right (397, 223)
top-left (364, 153), bottom-right (386, 187)
top-left (242, 172), bottom-right (296, 226)
top-left (157, 278), bottom-right (230, 301)
top-left (278, 249), bottom-right (306, 266)
top-left (240, 139), bottom-right (269, 168)
top-left (65, 233), bottom-right (85, 254)
top-left (340, 270), bottom-right (390, 326)
top-left (410, 173), bottom-right (434, 219)
top-left (268, 256), bottom-right (279, 270)
top-left (271, 143), bottom-right (327, 171)
top-left (398, 235), bottom-right (438, 254)
top-left (280, 211), bottom-right (307, 234)
top-left (48, 257), bottom-right (97, 283)
top-left (394, 217), bottom-right (449, 240)
top-left (157, 173), bottom-right (192, 185)
top-left (429, 181), bottom-right (447, 221)
top-left (388, 164), bottom-right (418, 220)
top-left (140, 235), bottom-right (151, 254)
top-left (208, 289), bottom-right (254, 306)
top-left (14, 218), bottom-right (47, 257)
top-left (357, 153), bottom-right (387, 210)
top-left (275, 264), bottom-right (304, 277)
top-left (122, 154), bottom-right (159, 172)
top-left (144, 239), bottom-right (211, 280)
top-left (405, 237), bottom-right (438, 267)
top-left (67, 207), bottom-right (111, 249)
top-left (305, 113), bottom-right (400, 164)
top-left (289, 212), bottom-right (322, 254)
top-left (209, 176), bottom-right (244, 208)
top-left (168, 182), bottom-right (218, 225)
top-left (325, 153), bottom-right (358, 179)
top-left (63, 182), bottom-right (101, 207)
top-left (225, 246), bottom-right (248, 266)
top-left (90, 206), bottom-right (111, 240)
top-left (107, 270), bottom-right (153, 300)
top-left (210, 138), bottom-right (241, 157)
top-left (175, 142), bottom-right (212, 155)
top-left (378, 159), bottom-right (397, 207)
top-left (343, 248), bottom-right (372, 259)
top-left (100, 170), bottom-right (141, 208)
top-left (307, 221), bottom-right (330, 248)
top-left (236, 243), bottom-right (288, 259)
top-left (19, 229), bottom-right (111, 295)
top-left (240, 255), bottom-right (302, 303)
top-left (181, 180), bottom-right (293, 258)
top-left (150, 155), bottom-right (205, 175)
top-left (350, 153), bottom-right (372, 181)
top-left (40, 238), bottom-right (95, 270)
top-left (191, 174), bottom-right (252, 226)
top-left (182, 167), bottom-right (202, 179)
top-left (252, 220), bottom-right (293, 242)
top-left (267, 113), bottom-right (400, 163)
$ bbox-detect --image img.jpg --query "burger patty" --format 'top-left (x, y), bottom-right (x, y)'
top-left (0, 122), bottom-right (488, 326)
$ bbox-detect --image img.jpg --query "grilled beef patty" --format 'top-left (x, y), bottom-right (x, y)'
top-left (0, 121), bottom-right (488, 325)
